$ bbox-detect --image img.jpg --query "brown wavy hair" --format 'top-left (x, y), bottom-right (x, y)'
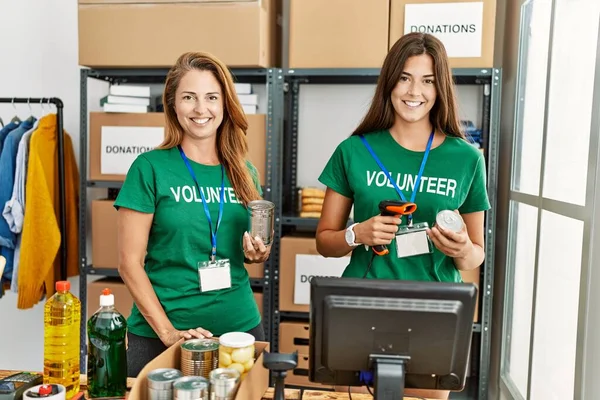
top-left (352, 32), bottom-right (464, 139)
top-left (159, 52), bottom-right (260, 205)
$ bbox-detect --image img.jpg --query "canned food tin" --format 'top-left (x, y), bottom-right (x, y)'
top-left (147, 368), bottom-right (183, 390)
top-left (147, 368), bottom-right (183, 400)
top-left (247, 200), bottom-right (275, 245)
top-left (435, 210), bottom-right (464, 233)
top-left (173, 376), bottom-right (209, 400)
top-left (181, 339), bottom-right (219, 378)
top-left (209, 368), bottom-right (241, 400)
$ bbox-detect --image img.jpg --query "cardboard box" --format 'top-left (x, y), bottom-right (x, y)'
top-left (254, 291), bottom-right (264, 317)
top-left (278, 236), bottom-right (479, 321)
top-left (79, 0), bottom-right (275, 68)
top-left (87, 278), bottom-right (134, 320)
top-left (389, 0), bottom-right (496, 68)
top-left (128, 339), bottom-right (270, 399)
top-left (278, 322), bottom-right (333, 389)
top-left (279, 322), bottom-right (309, 354)
top-left (288, 0), bottom-right (389, 68)
top-left (89, 112), bottom-right (267, 185)
top-left (91, 200), bottom-right (119, 269)
top-left (279, 237), bottom-right (349, 313)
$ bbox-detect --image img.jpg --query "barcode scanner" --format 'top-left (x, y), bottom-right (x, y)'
top-left (372, 200), bottom-right (417, 256)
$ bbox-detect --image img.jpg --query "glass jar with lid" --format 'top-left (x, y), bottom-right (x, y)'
top-left (218, 332), bottom-right (255, 379)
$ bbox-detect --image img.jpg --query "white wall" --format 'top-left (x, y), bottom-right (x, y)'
top-left (0, 0), bottom-right (81, 371)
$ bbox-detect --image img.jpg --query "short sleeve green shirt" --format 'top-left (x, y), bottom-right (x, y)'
top-left (114, 147), bottom-right (261, 338)
top-left (318, 130), bottom-right (490, 283)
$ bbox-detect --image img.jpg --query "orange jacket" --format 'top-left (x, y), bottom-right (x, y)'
top-left (18, 114), bottom-right (79, 309)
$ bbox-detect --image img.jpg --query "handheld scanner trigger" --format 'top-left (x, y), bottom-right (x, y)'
top-left (373, 245), bottom-right (389, 256)
top-left (379, 200), bottom-right (417, 217)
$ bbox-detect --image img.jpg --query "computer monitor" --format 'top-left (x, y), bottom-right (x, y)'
top-left (309, 276), bottom-right (477, 399)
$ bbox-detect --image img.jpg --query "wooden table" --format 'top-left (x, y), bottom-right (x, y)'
top-left (1, 371), bottom-right (430, 399)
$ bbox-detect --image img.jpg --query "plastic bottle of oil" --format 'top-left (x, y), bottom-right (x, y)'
top-left (43, 280), bottom-right (81, 399)
top-left (87, 288), bottom-right (127, 398)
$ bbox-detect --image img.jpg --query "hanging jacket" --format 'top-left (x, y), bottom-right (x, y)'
top-left (17, 114), bottom-right (79, 309)
top-left (0, 121), bottom-right (20, 155)
top-left (0, 118), bottom-right (36, 284)
top-left (4, 121), bottom-right (37, 293)
top-left (3, 119), bottom-right (38, 234)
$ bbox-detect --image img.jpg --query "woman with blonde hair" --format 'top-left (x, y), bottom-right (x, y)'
top-left (115, 52), bottom-right (270, 376)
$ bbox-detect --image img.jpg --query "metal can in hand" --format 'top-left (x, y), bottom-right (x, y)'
top-left (435, 210), bottom-right (464, 233)
top-left (247, 200), bottom-right (275, 245)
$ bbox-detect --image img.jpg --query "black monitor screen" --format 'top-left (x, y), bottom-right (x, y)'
top-left (309, 277), bottom-right (477, 398)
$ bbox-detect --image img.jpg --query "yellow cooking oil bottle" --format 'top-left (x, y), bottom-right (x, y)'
top-left (43, 280), bottom-right (81, 399)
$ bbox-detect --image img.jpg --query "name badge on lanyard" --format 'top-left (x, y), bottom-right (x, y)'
top-left (360, 131), bottom-right (435, 258)
top-left (179, 145), bottom-right (232, 292)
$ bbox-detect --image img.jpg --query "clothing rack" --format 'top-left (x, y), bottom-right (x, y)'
top-left (0, 97), bottom-right (67, 281)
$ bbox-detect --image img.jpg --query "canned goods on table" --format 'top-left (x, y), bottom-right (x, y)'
top-left (180, 339), bottom-right (220, 378)
top-left (435, 210), bottom-right (464, 233)
top-left (147, 368), bottom-right (183, 400)
top-left (209, 368), bottom-right (241, 400)
top-left (173, 376), bottom-right (209, 400)
top-left (247, 200), bottom-right (275, 246)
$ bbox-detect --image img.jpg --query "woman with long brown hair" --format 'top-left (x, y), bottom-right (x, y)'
top-left (115, 52), bottom-right (270, 376)
top-left (316, 33), bottom-right (490, 398)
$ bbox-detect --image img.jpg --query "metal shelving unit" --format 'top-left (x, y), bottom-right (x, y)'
top-left (77, 67), bottom-right (284, 371)
top-left (75, 54), bottom-right (501, 400)
top-left (270, 67), bottom-right (502, 400)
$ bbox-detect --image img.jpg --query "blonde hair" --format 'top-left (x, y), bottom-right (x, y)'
top-left (159, 52), bottom-right (260, 205)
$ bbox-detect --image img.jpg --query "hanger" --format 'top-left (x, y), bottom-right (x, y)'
top-left (25, 98), bottom-right (35, 124)
top-left (10, 98), bottom-right (21, 124)
top-left (0, 116), bottom-right (4, 128)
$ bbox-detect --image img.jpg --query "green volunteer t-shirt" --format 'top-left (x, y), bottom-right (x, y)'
top-left (318, 130), bottom-right (491, 283)
top-left (113, 147), bottom-right (262, 339)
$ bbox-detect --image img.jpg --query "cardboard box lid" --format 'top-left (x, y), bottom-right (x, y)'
top-left (129, 339), bottom-right (270, 400)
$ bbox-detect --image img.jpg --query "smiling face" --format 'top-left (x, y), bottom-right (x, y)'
top-left (174, 69), bottom-right (224, 141)
top-left (390, 54), bottom-right (437, 125)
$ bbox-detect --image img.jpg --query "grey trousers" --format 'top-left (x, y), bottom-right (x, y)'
top-left (126, 323), bottom-right (266, 377)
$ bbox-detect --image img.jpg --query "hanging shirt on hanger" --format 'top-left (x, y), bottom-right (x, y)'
top-left (0, 118), bottom-right (35, 286)
top-left (3, 118), bottom-right (39, 292)
top-left (0, 121), bottom-right (20, 155)
top-left (17, 114), bottom-right (79, 309)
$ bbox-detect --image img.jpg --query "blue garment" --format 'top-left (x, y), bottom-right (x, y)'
top-left (0, 118), bottom-right (35, 284)
top-left (0, 121), bottom-right (20, 155)
top-left (3, 119), bottom-right (39, 292)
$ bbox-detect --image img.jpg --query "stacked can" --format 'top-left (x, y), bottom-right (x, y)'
top-left (173, 376), bottom-right (210, 400)
top-left (180, 339), bottom-right (219, 379)
top-left (209, 368), bottom-right (241, 400)
top-left (147, 368), bottom-right (183, 400)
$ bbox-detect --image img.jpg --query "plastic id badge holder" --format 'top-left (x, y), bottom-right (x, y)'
top-left (198, 259), bottom-right (232, 292)
top-left (395, 222), bottom-right (433, 258)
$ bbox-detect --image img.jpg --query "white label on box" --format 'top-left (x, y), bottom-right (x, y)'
top-left (404, 2), bottom-right (484, 58)
top-left (293, 254), bottom-right (348, 305)
top-left (101, 126), bottom-right (165, 175)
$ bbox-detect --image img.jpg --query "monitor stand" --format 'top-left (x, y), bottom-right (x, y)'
top-left (369, 354), bottom-right (411, 400)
